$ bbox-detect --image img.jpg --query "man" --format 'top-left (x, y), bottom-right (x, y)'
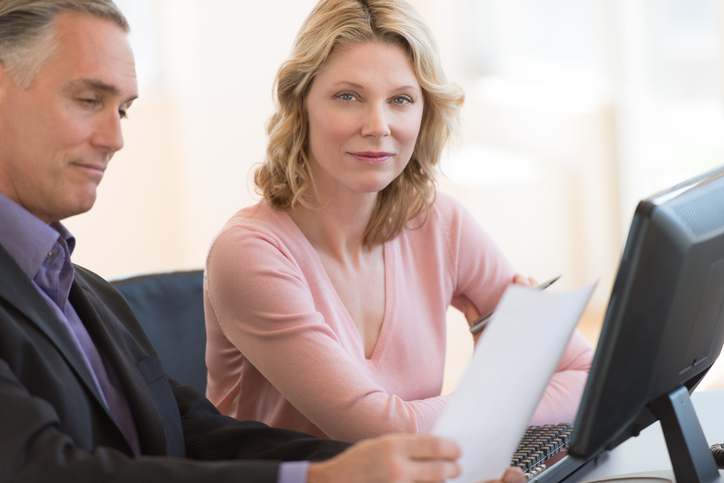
top-left (0, 1), bottom-right (523, 482)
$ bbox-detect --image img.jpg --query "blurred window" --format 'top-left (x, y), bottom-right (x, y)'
top-left (614, 0), bottom-right (723, 226)
top-left (468, 0), bottom-right (724, 235)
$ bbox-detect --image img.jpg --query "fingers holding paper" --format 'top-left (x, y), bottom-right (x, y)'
top-left (307, 433), bottom-right (527, 483)
top-left (464, 274), bottom-right (537, 343)
top-left (512, 274), bottom-right (537, 288)
top-left (307, 433), bottom-right (462, 482)
top-left (485, 467), bottom-right (526, 483)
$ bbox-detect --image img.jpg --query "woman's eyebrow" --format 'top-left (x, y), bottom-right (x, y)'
top-left (331, 80), bottom-right (420, 92)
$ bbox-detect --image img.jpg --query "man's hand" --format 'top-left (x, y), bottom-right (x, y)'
top-left (307, 433), bottom-right (526, 483)
top-left (494, 467), bottom-right (526, 483)
top-left (307, 433), bottom-right (460, 482)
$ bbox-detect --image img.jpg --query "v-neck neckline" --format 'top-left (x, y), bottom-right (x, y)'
top-left (277, 207), bottom-right (397, 364)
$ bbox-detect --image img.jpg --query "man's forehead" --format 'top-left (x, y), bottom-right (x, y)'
top-left (49, 10), bottom-right (138, 99)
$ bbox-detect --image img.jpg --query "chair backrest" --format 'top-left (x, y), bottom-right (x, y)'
top-left (111, 270), bottom-right (207, 394)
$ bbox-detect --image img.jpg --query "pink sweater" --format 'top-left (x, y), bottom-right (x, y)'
top-left (204, 192), bottom-right (593, 443)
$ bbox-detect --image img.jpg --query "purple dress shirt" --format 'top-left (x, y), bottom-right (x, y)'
top-left (0, 192), bottom-right (141, 454)
top-left (0, 193), bottom-right (311, 482)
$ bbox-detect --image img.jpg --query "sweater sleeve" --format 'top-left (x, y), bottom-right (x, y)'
top-left (205, 220), bottom-right (448, 444)
top-left (528, 330), bottom-right (594, 425)
top-left (440, 193), bottom-right (594, 425)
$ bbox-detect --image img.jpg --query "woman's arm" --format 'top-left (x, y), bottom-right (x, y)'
top-left (528, 330), bottom-right (593, 425)
top-left (461, 294), bottom-right (594, 425)
top-left (448, 192), bottom-right (594, 425)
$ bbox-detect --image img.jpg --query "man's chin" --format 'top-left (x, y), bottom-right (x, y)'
top-left (54, 192), bottom-right (98, 222)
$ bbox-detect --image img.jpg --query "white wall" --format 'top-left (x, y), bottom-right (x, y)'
top-left (66, 0), bottom-right (322, 277)
top-left (67, 1), bottom-right (619, 294)
top-left (63, 0), bottom-right (653, 391)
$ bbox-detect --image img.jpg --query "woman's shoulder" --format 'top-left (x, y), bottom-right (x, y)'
top-left (395, 191), bottom-right (464, 250)
top-left (210, 199), bottom-right (305, 255)
top-left (408, 190), bottom-right (470, 233)
top-left (218, 199), bottom-right (292, 234)
top-left (429, 190), bottom-right (468, 218)
top-left (401, 190), bottom-right (499, 257)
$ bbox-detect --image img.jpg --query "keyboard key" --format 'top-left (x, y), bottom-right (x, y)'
top-left (511, 423), bottom-right (574, 479)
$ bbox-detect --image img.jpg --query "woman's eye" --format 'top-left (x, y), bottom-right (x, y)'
top-left (392, 96), bottom-right (413, 105)
top-left (338, 93), bottom-right (355, 101)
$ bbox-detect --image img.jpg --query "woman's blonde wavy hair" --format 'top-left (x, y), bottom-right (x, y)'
top-left (254, 0), bottom-right (464, 247)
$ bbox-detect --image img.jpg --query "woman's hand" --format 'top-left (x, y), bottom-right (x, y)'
top-left (463, 274), bottom-right (537, 344)
top-left (512, 274), bottom-right (537, 288)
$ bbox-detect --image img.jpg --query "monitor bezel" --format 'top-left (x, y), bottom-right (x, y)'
top-left (568, 165), bottom-right (724, 482)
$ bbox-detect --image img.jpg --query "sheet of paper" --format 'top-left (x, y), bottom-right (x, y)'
top-left (432, 282), bottom-right (596, 483)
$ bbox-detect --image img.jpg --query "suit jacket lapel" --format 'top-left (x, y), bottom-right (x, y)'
top-left (70, 274), bottom-right (170, 456)
top-left (0, 245), bottom-right (108, 409)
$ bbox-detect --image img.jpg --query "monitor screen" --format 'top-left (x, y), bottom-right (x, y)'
top-left (568, 165), bottom-right (724, 482)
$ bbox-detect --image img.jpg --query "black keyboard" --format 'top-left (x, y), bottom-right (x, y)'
top-left (512, 424), bottom-right (574, 480)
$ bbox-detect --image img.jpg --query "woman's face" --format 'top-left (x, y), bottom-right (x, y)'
top-left (304, 41), bottom-right (424, 200)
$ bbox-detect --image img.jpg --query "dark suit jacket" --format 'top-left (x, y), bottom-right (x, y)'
top-left (0, 244), bottom-right (348, 482)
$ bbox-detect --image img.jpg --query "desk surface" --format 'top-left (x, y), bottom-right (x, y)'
top-left (564, 390), bottom-right (724, 482)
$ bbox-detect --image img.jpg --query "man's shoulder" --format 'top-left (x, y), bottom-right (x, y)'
top-left (73, 264), bottom-right (121, 298)
top-left (71, 264), bottom-right (140, 325)
top-left (73, 264), bottom-right (106, 283)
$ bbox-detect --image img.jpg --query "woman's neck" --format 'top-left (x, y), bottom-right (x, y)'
top-left (287, 191), bottom-right (378, 264)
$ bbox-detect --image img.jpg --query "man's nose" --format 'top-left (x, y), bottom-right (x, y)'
top-left (91, 108), bottom-right (125, 153)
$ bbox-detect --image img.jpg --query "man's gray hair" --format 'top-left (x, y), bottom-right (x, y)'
top-left (0, 0), bottom-right (129, 87)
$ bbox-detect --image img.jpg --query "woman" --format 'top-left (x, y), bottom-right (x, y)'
top-left (204, 0), bottom-right (593, 443)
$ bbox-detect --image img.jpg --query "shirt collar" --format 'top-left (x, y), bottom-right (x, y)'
top-left (0, 192), bottom-right (76, 279)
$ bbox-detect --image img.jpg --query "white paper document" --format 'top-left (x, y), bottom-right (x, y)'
top-left (432, 282), bottom-right (596, 483)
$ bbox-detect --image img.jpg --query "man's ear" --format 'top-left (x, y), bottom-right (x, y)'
top-left (0, 61), bottom-right (8, 101)
top-left (0, 61), bottom-right (14, 107)
top-left (0, 62), bottom-right (6, 105)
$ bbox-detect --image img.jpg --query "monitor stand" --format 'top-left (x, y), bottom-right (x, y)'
top-left (648, 385), bottom-right (720, 483)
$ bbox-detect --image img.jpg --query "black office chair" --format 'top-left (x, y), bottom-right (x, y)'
top-left (111, 270), bottom-right (208, 394)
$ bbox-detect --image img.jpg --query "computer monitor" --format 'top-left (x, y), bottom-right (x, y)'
top-left (568, 165), bottom-right (724, 483)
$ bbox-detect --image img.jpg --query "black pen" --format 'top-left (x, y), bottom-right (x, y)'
top-left (469, 275), bottom-right (562, 335)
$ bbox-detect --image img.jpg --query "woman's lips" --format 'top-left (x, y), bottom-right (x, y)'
top-left (349, 151), bottom-right (393, 164)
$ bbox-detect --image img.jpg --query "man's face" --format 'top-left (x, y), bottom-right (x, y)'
top-left (0, 10), bottom-right (137, 223)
